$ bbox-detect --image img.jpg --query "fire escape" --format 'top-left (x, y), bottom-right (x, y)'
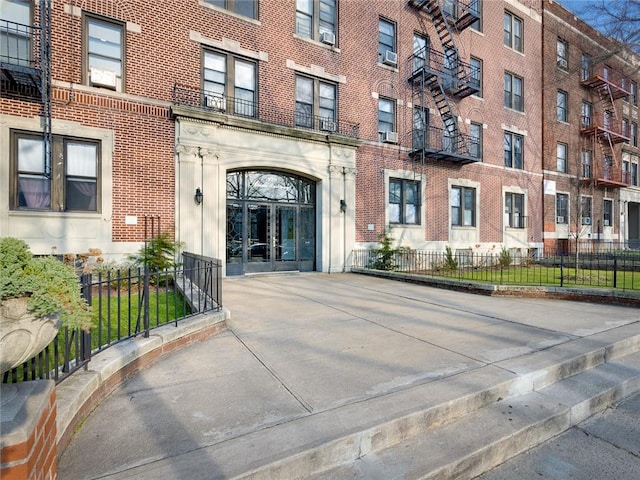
top-left (579, 62), bottom-right (630, 187)
top-left (408, 0), bottom-right (480, 165)
top-left (1, 0), bottom-right (52, 168)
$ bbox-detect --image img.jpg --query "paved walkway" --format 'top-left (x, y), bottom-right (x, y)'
top-left (57, 273), bottom-right (640, 479)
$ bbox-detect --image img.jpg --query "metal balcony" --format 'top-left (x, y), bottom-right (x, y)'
top-left (580, 115), bottom-right (630, 144)
top-left (409, 47), bottom-right (479, 99)
top-left (580, 64), bottom-right (630, 100)
top-left (410, 125), bottom-right (480, 164)
top-left (0, 19), bottom-right (42, 97)
top-left (582, 160), bottom-right (627, 188)
top-left (410, 0), bottom-right (480, 32)
top-left (172, 83), bottom-right (360, 139)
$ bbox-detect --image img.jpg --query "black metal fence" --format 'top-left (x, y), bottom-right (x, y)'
top-left (352, 248), bottom-right (640, 291)
top-left (2, 253), bottom-right (222, 385)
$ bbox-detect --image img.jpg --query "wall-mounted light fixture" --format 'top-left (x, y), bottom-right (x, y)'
top-left (340, 199), bottom-right (347, 213)
top-left (194, 187), bottom-right (204, 205)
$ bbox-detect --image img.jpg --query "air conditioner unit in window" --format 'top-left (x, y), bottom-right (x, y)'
top-left (205, 94), bottom-right (226, 112)
top-left (320, 31), bottom-right (336, 46)
top-left (383, 50), bottom-right (398, 67)
top-left (319, 119), bottom-right (337, 132)
top-left (90, 67), bottom-right (117, 89)
top-left (557, 58), bottom-right (568, 69)
top-left (583, 217), bottom-right (592, 225)
top-left (556, 216), bottom-right (565, 224)
top-left (382, 131), bottom-right (398, 143)
top-left (604, 219), bottom-right (611, 226)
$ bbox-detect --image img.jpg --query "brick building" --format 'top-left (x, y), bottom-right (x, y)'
top-left (541, 0), bottom-right (640, 253)
top-left (4, 0), bottom-right (632, 277)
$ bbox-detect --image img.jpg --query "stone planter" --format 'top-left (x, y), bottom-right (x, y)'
top-left (0, 297), bottom-right (60, 375)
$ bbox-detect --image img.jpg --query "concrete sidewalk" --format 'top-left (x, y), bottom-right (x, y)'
top-left (57, 273), bottom-right (640, 479)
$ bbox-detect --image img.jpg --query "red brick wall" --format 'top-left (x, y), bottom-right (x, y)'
top-left (0, 386), bottom-right (57, 480)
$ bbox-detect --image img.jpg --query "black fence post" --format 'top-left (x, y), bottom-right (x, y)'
top-left (560, 255), bottom-right (564, 287)
top-left (613, 255), bottom-right (618, 289)
top-left (143, 265), bottom-right (150, 337)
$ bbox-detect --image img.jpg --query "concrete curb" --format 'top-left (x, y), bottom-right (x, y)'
top-left (55, 308), bottom-right (229, 455)
top-left (351, 268), bottom-right (640, 306)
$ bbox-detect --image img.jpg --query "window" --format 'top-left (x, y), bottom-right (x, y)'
top-left (556, 193), bottom-right (568, 224)
top-left (581, 101), bottom-right (592, 128)
top-left (581, 150), bottom-right (592, 178)
top-left (1, 0), bottom-right (31, 66)
top-left (557, 142), bottom-right (567, 172)
top-left (412, 34), bottom-right (428, 72)
top-left (378, 97), bottom-right (396, 138)
top-left (557, 90), bottom-right (568, 122)
top-left (378, 18), bottom-right (396, 64)
top-left (632, 162), bottom-right (638, 186)
top-left (631, 81), bottom-right (638, 106)
top-left (623, 118), bottom-right (629, 141)
top-left (504, 72), bottom-right (523, 111)
top-left (504, 131), bottom-right (523, 169)
top-left (389, 178), bottom-right (420, 225)
top-left (504, 11), bottom-right (523, 52)
top-left (505, 192), bottom-right (525, 228)
top-left (470, 57), bottom-right (482, 97)
top-left (623, 160), bottom-right (630, 183)
top-left (632, 122), bottom-right (638, 147)
top-left (469, 122), bottom-right (482, 159)
top-left (295, 75), bottom-right (336, 129)
top-left (206, 0), bottom-right (257, 19)
top-left (412, 107), bottom-right (427, 150)
top-left (581, 196), bottom-right (592, 225)
top-left (451, 186), bottom-right (476, 227)
top-left (11, 131), bottom-right (100, 212)
top-left (85, 15), bottom-right (124, 91)
top-left (557, 38), bottom-right (568, 69)
top-left (203, 50), bottom-right (256, 117)
top-left (295, 0), bottom-right (336, 42)
top-left (581, 53), bottom-right (590, 80)
top-left (603, 199), bottom-right (613, 227)
top-left (470, 0), bottom-right (482, 32)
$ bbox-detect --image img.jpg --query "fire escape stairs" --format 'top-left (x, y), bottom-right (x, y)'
top-left (593, 83), bottom-right (626, 187)
top-left (409, 0), bottom-right (475, 163)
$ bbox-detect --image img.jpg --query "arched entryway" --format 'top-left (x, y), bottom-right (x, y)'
top-left (226, 170), bottom-right (316, 275)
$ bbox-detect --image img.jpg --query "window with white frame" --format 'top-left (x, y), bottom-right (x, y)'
top-left (581, 101), bottom-right (592, 128)
top-left (582, 150), bottom-right (592, 178)
top-left (11, 131), bottom-right (100, 212)
top-left (504, 11), bottom-right (523, 52)
top-left (557, 90), bottom-right (568, 122)
top-left (469, 122), bottom-right (482, 159)
top-left (295, 0), bottom-right (336, 43)
top-left (504, 72), bottom-right (523, 111)
top-left (412, 34), bottom-right (428, 72)
top-left (505, 192), bottom-right (525, 228)
top-left (581, 196), bottom-right (592, 225)
top-left (295, 75), bottom-right (337, 130)
top-left (632, 161), bottom-right (638, 186)
top-left (470, 0), bottom-right (482, 32)
top-left (412, 106), bottom-right (427, 151)
top-left (557, 142), bottom-right (567, 172)
top-left (556, 38), bottom-right (568, 69)
top-left (623, 118), bottom-right (629, 141)
top-left (203, 50), bottom-right (256, 117)
top-left (632, 122), bottom-right (638, 147)
top-left (378, 18), bottom-right (396, 65)
top-left (451, 186), bottom-right (476, 227)
top-left (581, 53), bottom-right (590, 80)
top-left (623, 160), bottom-right (630, 184)
top-left (603, 199), bottom-right (613, 227)
top-left (556, 193), bottom-right (568, 224)
top-left (206, 0), bottom-right (257, 19)
top-left (389, 178), bottom-right (420, 225)
top-left (85, 14), bottom-right (125, 91)
top-left (504, 131), bottom-right (523, 169)
top-left (378, 97), bottom-right (396, 140)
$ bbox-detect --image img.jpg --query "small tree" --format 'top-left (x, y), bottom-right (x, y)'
top-left (370, 231), bottom-right (397, 271)
top-left (128, 233), bottom-right (183, 271)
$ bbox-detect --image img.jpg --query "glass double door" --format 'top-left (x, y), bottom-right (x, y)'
top-left (227, 202), bottom-right (315, 275)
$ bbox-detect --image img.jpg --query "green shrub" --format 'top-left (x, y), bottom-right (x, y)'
top-left (370, 232), bottom-right (397, 271)
top-left (128, 233), bottom-right (183, 271)
top-left (443, 246), bottom-right (458, 270)
top-left (498, 247), bottom-right (512, 268)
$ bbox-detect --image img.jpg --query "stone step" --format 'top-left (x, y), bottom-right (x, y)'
top-left (308, 352), bottom-right (640, 480)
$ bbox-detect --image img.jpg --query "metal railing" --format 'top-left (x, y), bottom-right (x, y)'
top-left (0, 19), bottom-right (41, 69)
top-left (352, 247), bottom-right (640, 291)
top-left (172, 83), bottom-right (360, 138)
top-left (2, 253), bottom-right (222, 384)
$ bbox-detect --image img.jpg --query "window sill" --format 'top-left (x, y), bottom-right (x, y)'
top-left (293, 34), bottom-right (341, 53)
top-left (377, 62), bottom-right (399, 73)
top-left (198, 1), bottom-right (261, 25)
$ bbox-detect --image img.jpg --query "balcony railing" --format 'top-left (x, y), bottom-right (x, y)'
top-left (0, 19), bottom-right (42, 94)
top-left (172, 83), bottom-right (360, 139)
top-left (409, 46), bottom-right (480, 98)
top-left (580, 64), bottom-right (629, 100)
top-left (410, 125), bottom-right (480, 164)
